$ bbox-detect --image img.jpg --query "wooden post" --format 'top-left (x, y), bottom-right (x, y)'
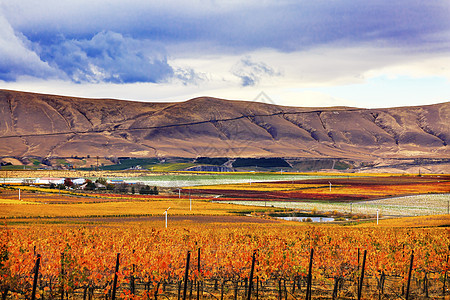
top-left (443, 248), bottom-right (449, 296)
top-left (357, 250), bottom-right (367, 300)
top-left (111, 253), bottom-right (120, 300)
top-left (247, 251), bottom-right (256, 300)
top-left (357, 248), bottom-right (360, 271)
top-left (131, 250), bottom-right (135, 294)
top-left (31, 254), bottom-right (41, 300)
top-left (406, 250), bottom-right (414, 300)
top-left (197, 248), bottom-right (201, 300)
top-left (183, 251), bottom-right (191, 300)
top-left (444, 254), bottom-right (449, 296)
top-left (278, 279), bottom-right (282, 300)
top-left (60, 252), bottom-right (65, 300)
top-left (305, 248), bottom-right (314, 300)
top-left (220, 280), bottom-right (225, 300)
top-left (256, 276), bottom-right (259, 300)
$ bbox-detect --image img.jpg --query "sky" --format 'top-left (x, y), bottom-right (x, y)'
top-left (0, 0), bottom-right (449, 108)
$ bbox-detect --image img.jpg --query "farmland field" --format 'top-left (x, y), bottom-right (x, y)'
top-left (193, 175), bottom-right (450, 217)
top-left (1, 169), bottom-right (345, 186)
top-left (1, 221), bottom-right (449, 300)
top-left (216, 193), bottom-right (450, 217)
top-left (0, 171), bottom-right (449, 299)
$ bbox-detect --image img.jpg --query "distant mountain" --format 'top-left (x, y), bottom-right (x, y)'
top-left (0, 89), bottom-right (448, 162)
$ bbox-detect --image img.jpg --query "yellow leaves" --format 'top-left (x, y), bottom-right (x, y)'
top-left (0, 197), bottom-right (254, 218)
top-left (2, 222), bottom-right (449, 296)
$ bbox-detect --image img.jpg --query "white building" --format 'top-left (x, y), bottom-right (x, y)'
top-left (35, 177), bottom-right (64, 185)
top-left (72, 178), bottom-right (86, 185)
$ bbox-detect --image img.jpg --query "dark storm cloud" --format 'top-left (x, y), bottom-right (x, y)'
top-left (1, 0), bottom-right (449, 83)
top-left (38, 31), bottom-right (174, 83)
top-left (8, 1), bottom-right (449, 51)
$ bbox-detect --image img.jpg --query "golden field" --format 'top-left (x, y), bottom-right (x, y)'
top-left (0, 197), bottom-right (257, 219)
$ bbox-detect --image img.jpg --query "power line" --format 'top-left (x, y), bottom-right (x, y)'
top-left (0, 108), bottom-right (368, 139)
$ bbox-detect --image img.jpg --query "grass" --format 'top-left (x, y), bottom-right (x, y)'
top-left (357, 214), bottom-right (450, 227)
top-left (118, 173), bottom-right (343, 188)
top-left (0, 195), bottom-right (269, 218)
top-left (0, 199), bottom-right (37, 204)
top-left (145, 163), bottom-right (196, 171)
top-left (0, 169), bottom-right (394, 179)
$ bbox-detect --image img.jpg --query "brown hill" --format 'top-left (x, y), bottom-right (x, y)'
top-left (0, 89), bottom-right (448, 162)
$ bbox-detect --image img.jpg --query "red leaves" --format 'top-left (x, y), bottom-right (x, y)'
top-left (2, 224), bottom-right (449, 298)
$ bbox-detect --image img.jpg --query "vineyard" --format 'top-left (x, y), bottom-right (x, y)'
top-left (1, 223), bottom-right (449, 300)
top-left (1, 172), bottom-right (449, 299)
top-left (188, 175), bottom-right (450, 202)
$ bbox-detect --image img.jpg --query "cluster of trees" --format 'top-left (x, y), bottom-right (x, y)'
top-left (47, 178), bottom-right (158, 194)
top-left (49, 178), bottom-right (101, 190)
top-left (115, 183), bottom-right (158, 195)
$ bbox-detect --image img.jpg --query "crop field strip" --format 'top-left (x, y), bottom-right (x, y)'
top-left (1, 172), bottom-right (449, 299)
top-left (1, 224), bottom-right (449, 299)
top-left (188, 175), bottom-right (450, 201)
top-left (218, 194), bottom-right (450, 217)
top-left (1, 174), bottom-right (449, 220)
top-left (194, 175), bottom-right (450, 217)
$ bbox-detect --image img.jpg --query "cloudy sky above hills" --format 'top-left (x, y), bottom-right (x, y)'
top-left (1, 0), bottom-right (449, 108)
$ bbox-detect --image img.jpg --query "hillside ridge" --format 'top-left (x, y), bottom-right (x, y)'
top-left (0, 89), bottom-right (448, 162)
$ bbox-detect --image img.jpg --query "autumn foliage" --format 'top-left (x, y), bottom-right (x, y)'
top-left (1, 223), bottom-right (448, 299)
top-left (189, 175), bottom-right (450, 202)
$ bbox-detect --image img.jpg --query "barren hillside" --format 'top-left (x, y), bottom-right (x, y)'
top-left (0, 89), bottom-right (448, 161)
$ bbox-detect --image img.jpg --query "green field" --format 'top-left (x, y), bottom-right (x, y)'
top-left (115, 173), bottom-right (343, 187)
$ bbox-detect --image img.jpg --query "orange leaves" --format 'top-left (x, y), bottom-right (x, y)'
top-left (189, 175), bottom-right (450, 202)
top-left (1, 222), bottom-right (449, 298)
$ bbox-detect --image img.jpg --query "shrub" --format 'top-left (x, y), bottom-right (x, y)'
top-left (84, 180), bottom-right (96, 191)
top-left (95, 177), bottom-right (107, 185)
top-left (64, 178), bottom-right (74, 187)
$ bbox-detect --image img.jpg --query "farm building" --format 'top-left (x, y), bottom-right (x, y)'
top-left (72, 178), bottom-right (86, 185)
top-left (34, 177), bottom-right (64, 185)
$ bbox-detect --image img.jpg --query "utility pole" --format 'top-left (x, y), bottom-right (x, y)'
top-left (164, 207), bottom-right (171, 228)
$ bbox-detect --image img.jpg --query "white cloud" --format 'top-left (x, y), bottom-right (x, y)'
top-left (231, 55), bottom-right (281, 86)
top-left (1, 1), bottom-right (449, 108)
top-left (0, 13), bottom-right (60, 81)
top-left (3, 44), bottom-right (449, 109)
top-left (37, 31), bottom-right (175, 83)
